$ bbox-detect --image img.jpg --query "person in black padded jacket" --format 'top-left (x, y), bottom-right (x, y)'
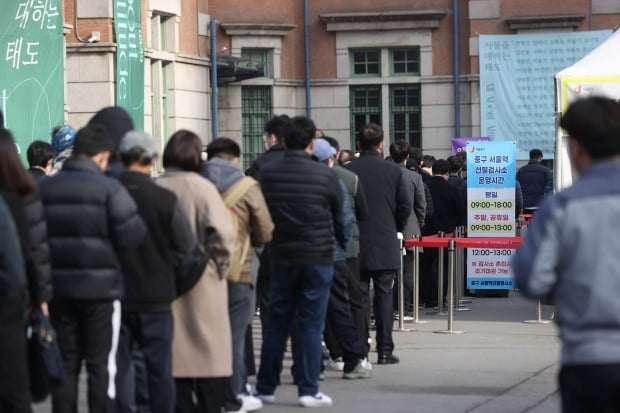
top-left (39, 124), bottom-right (146, 413)
top-left (254, 116), bottom-right (344, 408)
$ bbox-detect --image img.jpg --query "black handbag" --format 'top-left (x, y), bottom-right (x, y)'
top-left (173, 243), bottom-right (209, 297)
top-left (28, 308), bottom-right (66, 402)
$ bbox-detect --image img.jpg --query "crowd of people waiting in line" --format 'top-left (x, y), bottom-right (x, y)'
top-left (0, 105), bottom-right (555, 413)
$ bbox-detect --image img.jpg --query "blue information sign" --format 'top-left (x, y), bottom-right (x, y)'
top-left (466, 141), bottom-right (517, 289)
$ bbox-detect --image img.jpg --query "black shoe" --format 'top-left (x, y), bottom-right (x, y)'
top-left (377, 354), bottom-right (400, 365)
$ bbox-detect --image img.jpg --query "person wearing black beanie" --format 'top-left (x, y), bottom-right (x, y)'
top-left (88, 107), bottom-right (135, 178)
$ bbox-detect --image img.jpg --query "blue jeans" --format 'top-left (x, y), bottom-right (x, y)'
top-left (256, 264), bottom-right (333, 397)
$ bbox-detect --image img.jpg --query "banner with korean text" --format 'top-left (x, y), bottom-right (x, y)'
top-left (466, 141), bottom-right (517, 290)
top-left (0, 0), bottom-right (64, 163)
top-left (479, 30), bottom-right (610, 160)
top-left (114, 0), bottom-right (144, 129)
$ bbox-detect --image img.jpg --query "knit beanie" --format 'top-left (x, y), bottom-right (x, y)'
top-left (88, 107), bottom-right (134, 152)
top-left (51, 125), bottom-right (77, 152)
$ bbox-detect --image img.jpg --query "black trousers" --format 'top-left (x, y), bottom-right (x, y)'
top-left (393, 250), bottom-right (414, 313)
top-left (323, 319), bottom-right (342, 360)
top-left (420, 250), bottom-right (437, 306)
top-left (175, 378), bottom-right (230, 413)
top-left (50, 299), bottom-right (119, 413)
top-left (559, 363), bottom-right (620, 413)
top-left (0, 296), bottom-right (31, 413)
top-left (345, 258), bottom-right (367, 357)
top-left (360, 270), bottom-right (396, 357)
top-left (323, 260), bottom-right (364, 371)
top-left (115, 311), bottom-right (175, 413)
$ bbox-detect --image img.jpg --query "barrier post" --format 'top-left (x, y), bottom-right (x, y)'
top-left (396, 233), bottom-right (415, 332)
top-left (455, 226), bottom-right (463, 300)
top-left (522, 299), bottom-right (552, 324)
top-left (435, 239), bottom-right (465, 334)
top-left (454, 226), bottom-right (471, 311)
top-left (437, 232), bottom-right (446, 315)
top-left (412, 243), bottom-right (429, 324)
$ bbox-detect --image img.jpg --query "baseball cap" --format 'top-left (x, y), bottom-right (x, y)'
top-left (51, 125), bottom-right (77, 152)
top-left (313, 138), bottom-right (336, 161)
top-left (119, 131), bottom-right (157, 157)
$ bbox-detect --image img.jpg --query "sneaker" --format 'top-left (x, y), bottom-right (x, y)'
top-left (299, 392), bottom-right (333, 407)
top-left (361, 357), bottom-right (373, 371)
top-left (324, 357), bottom-right (344, 371)
top-left (393, 313), bottom-right (414, 321)
top-left (251, 391), bottom-right (275, 404)
top-left (225, 410), bottom-right (247, 413)
top-left (342, 360), bottom-right (371, 379)
top-left (237, 394), bottom-right (263, 411)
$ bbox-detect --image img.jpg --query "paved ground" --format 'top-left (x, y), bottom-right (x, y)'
top-left (35, 291), bottom-right (560, 413)
top-left (255, 291), bottom-right (560, 413)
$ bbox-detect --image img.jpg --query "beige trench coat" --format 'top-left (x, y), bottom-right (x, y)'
top-left (157, 169), bottom-right (234, 377)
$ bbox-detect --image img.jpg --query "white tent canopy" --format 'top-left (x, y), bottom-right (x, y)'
top-left (554, 29), bottom-right (620, 191)
top-left (557, 29), bottom-right (620, 77)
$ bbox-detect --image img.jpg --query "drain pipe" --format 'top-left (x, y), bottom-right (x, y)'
top-left (304, 0), bottom-right (311, 118)
top-left (453, 0), bottom-right (460, 140)
top-left (210, 19), bottom-right (220, 141)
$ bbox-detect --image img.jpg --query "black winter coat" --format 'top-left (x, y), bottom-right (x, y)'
top-left (516, 160), bottom-right (553, 209)
top-left (0, 196), bottom-right (26, 306)
top-left (345, 150), bottom-right (412, 271)
top-left (117, 171), bottom-right (197, 312)
top-left (39, 157), bottom-right (146, 300)
top-left (0, 189), bottom-right (52, 305)
top-left (423, 176), bottom-right (466, 236)
top-left (259, 150), bottom-right (343, 266)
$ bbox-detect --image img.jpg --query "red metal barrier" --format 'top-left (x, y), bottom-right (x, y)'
top-left (404, 236), bottom-right (522, 249)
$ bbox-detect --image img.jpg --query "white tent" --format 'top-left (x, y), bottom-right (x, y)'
top-left (554, 29), bottom-right (620, 190)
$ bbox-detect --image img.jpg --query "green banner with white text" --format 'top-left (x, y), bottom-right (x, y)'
top-left (0, 0), bottom-right (64, 162)
top-left (114, 0), bottom-right (144, 129)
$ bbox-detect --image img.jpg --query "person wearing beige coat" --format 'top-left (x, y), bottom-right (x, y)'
top-left (202, 138), bottom-right (274, 412)
top-left (157, 130), bottom-right (235, 413)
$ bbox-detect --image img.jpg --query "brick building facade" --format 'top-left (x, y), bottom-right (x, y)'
top-left (63, 0), bottom-right (620, 169)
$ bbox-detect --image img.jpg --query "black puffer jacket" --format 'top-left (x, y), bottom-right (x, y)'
top-left (245, 144), bottom-right (285, 179)
top-left (259, 150), bottom-right (343, 266)
top-left (0, 189), bottom-right (52, 305)
top-left (39, 157), bottom-right (146, 300)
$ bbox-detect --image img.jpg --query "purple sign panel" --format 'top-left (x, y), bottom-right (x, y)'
top-left (452, 137), bottom-right (491, 155)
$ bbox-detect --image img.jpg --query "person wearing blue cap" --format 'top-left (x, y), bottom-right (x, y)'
top-left (49, 125), bottom-right (77, 176)
top-left (314, 138), bottom-right (371, 381)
